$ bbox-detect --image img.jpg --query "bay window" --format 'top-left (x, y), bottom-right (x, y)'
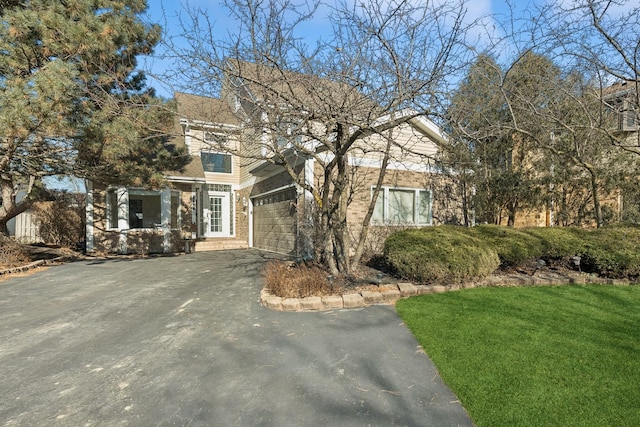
top-left (128, 191), bottom-right (161, 229)
top-left (106, 187), bottom-right (180, 230)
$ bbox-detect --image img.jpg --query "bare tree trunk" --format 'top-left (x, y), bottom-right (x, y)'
top-left (0, 218), bottom-right (9, 236)
top-left (0, 179), bottom-right (34, 236)
top-left (351, 138), bottom-right (392, 269)
top-left (587, 167), bottom-right (603, 228)
top-left (507, 201), bottom-right (517, 227)
top-left (320, 164), bottom-right (340, 277)
top-left (331, 124), bottom-right (351, 274)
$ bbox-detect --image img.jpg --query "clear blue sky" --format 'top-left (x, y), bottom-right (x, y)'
top-left (141, 0), bottom-right (636, 98)
top-left (141, 0), bottom-right (541, 98)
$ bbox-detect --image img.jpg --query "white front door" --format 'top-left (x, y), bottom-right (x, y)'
top-left (203, 192), bottom-right (230, 237)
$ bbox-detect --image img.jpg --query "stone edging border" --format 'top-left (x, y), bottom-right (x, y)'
top-left (261, 272), bottom-right (633, 312)
top-left (0, 255), bottom-right (73, 276)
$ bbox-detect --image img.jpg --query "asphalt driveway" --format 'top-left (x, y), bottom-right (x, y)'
top-left (0, 249), bottom-right (471, 426)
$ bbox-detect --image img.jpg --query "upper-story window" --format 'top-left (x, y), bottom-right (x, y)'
top-left (608, 96), bottom-right (639, 132)
top-left (201, 151), bottom-right (232, 174)
top-left (619, 99), bottom-right (639, 131)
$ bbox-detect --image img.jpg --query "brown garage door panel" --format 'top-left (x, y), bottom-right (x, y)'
top-left (253, 196), bottom-right (297, 254)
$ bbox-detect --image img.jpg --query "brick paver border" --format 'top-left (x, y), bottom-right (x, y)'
top-left (261, 272), bottom-right (632, 311)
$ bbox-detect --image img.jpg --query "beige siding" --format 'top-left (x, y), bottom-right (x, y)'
top-left (203, 170), bottom-right (240, 186)
top-left (351, 122), bottom-right (439, 165)
top-left (239, 127), bottom-right (266, 184)
top-left (187, 128), bottom-right (239, 154)
top-left (185, 128), bottom-right (242, 186)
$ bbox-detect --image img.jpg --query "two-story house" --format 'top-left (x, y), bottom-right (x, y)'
top-left (85, 64), bottom-right (462, 256)
top-left (604, 80), bottom-right (639, 143)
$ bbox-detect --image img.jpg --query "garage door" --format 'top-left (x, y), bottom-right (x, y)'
top-left (252, 188), bottom-right (297, 255)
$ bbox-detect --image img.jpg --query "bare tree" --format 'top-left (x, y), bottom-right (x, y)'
top-left (160, 0), bottom-right (472, 275)
top-left (505, 0), bottom-right (640, 226)
top-left (446, 33), bottom-right (637, 228)
top-left (537, 0), bottom-right (640, 153)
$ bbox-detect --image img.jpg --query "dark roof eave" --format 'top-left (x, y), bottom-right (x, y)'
top-left (249, 148), bottom-right (311, 176)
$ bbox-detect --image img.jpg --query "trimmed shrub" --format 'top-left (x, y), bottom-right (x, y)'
top-left (384, 226), bottom-right (500, 285)
top-left (469, 225), bottom-right (544, 267)
top-left (522, 226), bottom-right (590, 259)
top-left (384, 224), bottom-right (640, 283)
top-left (581, 225), bottom-right (640, 279)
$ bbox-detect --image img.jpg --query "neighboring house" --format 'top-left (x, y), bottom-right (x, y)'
top-left (603, 80), bottom-right (640, 142)
top-left (499, 81), bottom-right (638, 228)
top-left (603, 80), bottom-right (640, 223)
top-left (85, 64), bottom-right (463, 255)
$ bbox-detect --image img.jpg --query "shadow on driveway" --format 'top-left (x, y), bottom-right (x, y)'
top-left (0, 249), bottom-right (471, 426)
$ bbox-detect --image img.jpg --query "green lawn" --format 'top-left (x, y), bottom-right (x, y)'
top-left (396, 285), bottom-right (640, 427)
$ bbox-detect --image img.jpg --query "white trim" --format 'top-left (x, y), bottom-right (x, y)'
top-left (237, 175), bottom-right (257, 191)
top-left (180, 118), bottom-right (239, 131)
top-left (118, 229), bottom-right (127, 254)
top-left (164, 175), bottom-right (206, 184)
top-left (350, 156), bottom-right (440, 173)
top-left (248, 197), bottom-right (254, 248)
top-left (203, 191), bottom-right (232, 238)
top-left (314, 151), bottom-right (441, 173)
top-left (371, 186), bottom-right (433, 226)
top-left (117, 187), bottom-right (128, 231)
top-left (161, 188), bottom-right (171, 253)
top-left (85, 180), bottom-right (94, 252)
top-left (304, 158), bottom-right (315, 191)
top-left (251, 183), bottom-right (297, 199)
top-left (106, 186), bottom-right (182, 231)
top-left (184, 124), bottom-right (192, 150)
top-left (366, 108), bottom-right (447, 145)
top-left (409, 114), bottom-right (448, 145)
top-left (191, 187), bottom-right (197, 236)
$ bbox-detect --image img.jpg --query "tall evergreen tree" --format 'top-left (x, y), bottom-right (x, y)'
top-left (0, 0), bottom-right (187, 234)
top-left (446, 54), bottom-right (508, 224)
top-left (446, 53), bottom-right (546, 225)
top-left (447, 49), bottom-right (634, 227)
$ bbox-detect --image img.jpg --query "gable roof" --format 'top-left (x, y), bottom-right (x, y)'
top-left (602, 80), bottom-right (639, 100)
top-left (175, 92), bottom-right (239, 127)
top-left (225, 61), bottom-right (449, 147)
top-left (164, 154), bottom-right (206, 183)
top-left (224, 60), bottom-right (378, 120)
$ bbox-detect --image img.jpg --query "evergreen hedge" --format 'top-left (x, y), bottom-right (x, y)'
top-left (383, 225), bottom-right (640, 284)
top-left (384, 226), bottom-right (500, 284)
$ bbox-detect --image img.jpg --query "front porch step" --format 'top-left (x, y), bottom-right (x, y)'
top-left (193, 238), bottom-right (248, 252)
